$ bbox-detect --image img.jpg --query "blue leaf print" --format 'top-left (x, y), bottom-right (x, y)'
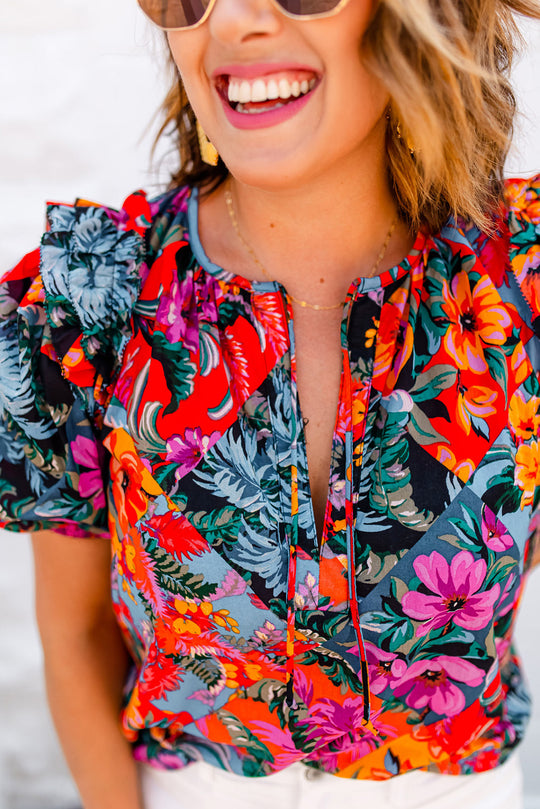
top-left (41, 206), bottom-right (143, 333)
top-left (227, 517), bottom-right (288, 596)
top-left (194, 422), bottom-right (279, 528)
top-left (0, 418), bottom-right (26, 465)
top-left (0, 320), bottom-right (55, 441)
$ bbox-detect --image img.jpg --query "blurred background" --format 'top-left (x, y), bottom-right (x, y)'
top-left (0, 1), bottom-right (539, 807)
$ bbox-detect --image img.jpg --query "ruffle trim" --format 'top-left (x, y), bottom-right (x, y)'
top-left (505, 175), bottom-right (540, 332)
top-left (39, 190), bottom-right (151, 396)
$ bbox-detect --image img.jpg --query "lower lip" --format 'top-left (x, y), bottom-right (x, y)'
top-left (220, 88), bottom-right (315, 130)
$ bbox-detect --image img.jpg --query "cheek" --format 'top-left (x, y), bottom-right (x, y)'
top-left (167, 31), bottom-right (189, 75)
top-left (166, 30), bottom-right (204, 93)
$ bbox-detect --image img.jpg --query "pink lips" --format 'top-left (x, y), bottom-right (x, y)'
top-left (214, 63), bottom-right (320, 131)
top-left (221, 91), bottom-right (315, 130)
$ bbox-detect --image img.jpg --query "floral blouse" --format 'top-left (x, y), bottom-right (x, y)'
top-left (0, 177), bottom-right (539, 780)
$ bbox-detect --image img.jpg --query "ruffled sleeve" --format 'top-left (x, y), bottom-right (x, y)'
top-left (505, 175), bottom-right (540, 336)
top-left (0, 191), bottom-right (150, 536)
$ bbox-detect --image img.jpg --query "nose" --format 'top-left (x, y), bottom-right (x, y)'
top-left (207, 0), bottom-right (283, 45)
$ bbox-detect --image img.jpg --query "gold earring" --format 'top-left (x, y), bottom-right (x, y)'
top-left (395, 121), bottom-right (415, 156)
top-left (196, 121), bottom-right (219, 167)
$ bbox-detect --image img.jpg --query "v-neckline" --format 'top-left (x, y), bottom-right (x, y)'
top-left (186, 188), bottom-right (427, 559)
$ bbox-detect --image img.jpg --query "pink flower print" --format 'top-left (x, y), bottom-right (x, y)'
top-left (402, 550), bottom-right (500, 637)
top-left (251, 619), bottom-right (285, 651)
top-left (301, 698), bottom-right (386, 770)
top-left (393, 655), bottom-right (484, 716)
top-left (250, 722), bottom-right (302, 769)
top-left (302, 697), bottom-right (374, 745)
top-left (364, 643), bottom-right (407, 695)
top-left (156, 272), bottom-right (201, 352)
top-left (71, 436), bottom-right (106, 509)
top-left (166, 428), bottom-right (221, 478)
top-left (481, 507), bottom-right (513, 552)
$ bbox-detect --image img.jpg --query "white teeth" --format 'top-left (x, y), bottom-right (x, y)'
top-left (278, 79), bottom-right (292, 99)
top-left (266, 79), bottom-right (279, 100)
top-left (251, 79), bottom-right (267, 102)
top-left (226, 74), bottom-right (317, 107)
top-left (238, 80), bottom-right (251, 104)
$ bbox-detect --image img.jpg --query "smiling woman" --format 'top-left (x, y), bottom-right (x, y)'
top-left (1, 1), bottom-right (540, 809)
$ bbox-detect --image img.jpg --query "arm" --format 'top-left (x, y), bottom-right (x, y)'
top-left (32, 531), bottom-right (143, 809)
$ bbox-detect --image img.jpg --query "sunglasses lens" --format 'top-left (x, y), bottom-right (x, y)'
top-left (276, 0), bottom-right (343, 15)
top-left (137, 0), bottom-right (345, 29)
top-left (137, 0), bottom-right (211, 28)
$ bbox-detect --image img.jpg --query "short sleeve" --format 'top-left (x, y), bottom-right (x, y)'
top-left (0, 192), bottom-right (150, 537)
top-left (505, 175), bottom-right (540, 337)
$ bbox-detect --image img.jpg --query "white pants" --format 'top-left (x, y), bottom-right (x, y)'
top-left (139, 753), bottom-right (522, 809)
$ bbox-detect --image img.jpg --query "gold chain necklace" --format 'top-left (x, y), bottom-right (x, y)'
top-left (224, 188), bottom-right (397, 311)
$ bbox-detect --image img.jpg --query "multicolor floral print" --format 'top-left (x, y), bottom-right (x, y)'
top-left (0, 177), bottom-right (539, 780)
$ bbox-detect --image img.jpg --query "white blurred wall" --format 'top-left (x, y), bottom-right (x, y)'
top-left (0, 3), bottom-right (539, 807)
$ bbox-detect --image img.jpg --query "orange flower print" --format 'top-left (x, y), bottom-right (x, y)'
top-left (441, 273), bottom-right (513, 373)
top-left (435, 445), bottom-right (475, 483)
top-left (509, 392), bottom-right (540, 442)
top-left (172, 598), bottom-right (240, 636)
top-left (372, 287), bottom-right (413, 394)
top-left (514, 440), bottom-right (540, 508)
top-left (455, 376), bottom-right (497, 434)
top-left (365, 317), bottom-right (379, 349)
top-left (106, 428), bottom-right (163, 532)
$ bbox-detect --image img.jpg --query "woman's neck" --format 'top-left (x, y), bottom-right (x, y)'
top-left (198, 139), bottom-right (413, 305)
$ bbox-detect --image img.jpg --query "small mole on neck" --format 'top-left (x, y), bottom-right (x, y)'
top-left (319, 278), bottom-right (325, 284)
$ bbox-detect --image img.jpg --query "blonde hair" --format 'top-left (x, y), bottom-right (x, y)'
top-left (155, 0), bottom-right (540, 232)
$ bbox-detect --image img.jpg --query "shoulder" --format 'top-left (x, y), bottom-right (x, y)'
top-left (1, 185), bottom-right (193, 392)
top-left (503, 175), bottom-right (540, 332)
top-left (443, 175), bottom-right (540, 330)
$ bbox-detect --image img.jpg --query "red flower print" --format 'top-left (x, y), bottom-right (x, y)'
top-left (140, 644), bottom-right (185, 701)
top-left (402, 550), bottom-right (500, 636)
top-left (142, 511), bottom-right (208, 561)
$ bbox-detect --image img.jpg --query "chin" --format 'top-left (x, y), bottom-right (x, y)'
top-left (221, 142), bottom-right (336, 193)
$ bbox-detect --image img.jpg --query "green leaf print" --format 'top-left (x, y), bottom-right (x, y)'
top-left (151, 331), bottom-right (197, 415)
top-left (300, 648), bottom-right (363, 695)
top-left (409, 366), bottom-right (457, 403)
top-left (486, 466), bottom-right (523, 515)
top-left (215, 710), bottom-right (274, 763)
top-left (408, 404), bottom-right (450, 446)
top-left (189, 505), bottom-right (246, 550)
top-left (245, 679), bottom-right (289, 728)
top-left (181, 655), bottom-right (223, 690)
top-left (483, 347), bottom-right (508, 401)
top-left (153, 547), bottom-right (218, 599)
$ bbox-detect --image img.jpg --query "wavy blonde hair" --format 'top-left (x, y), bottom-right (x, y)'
top-left (155, 0), bottom-right (540, 232)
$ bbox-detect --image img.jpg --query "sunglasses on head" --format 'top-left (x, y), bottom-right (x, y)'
top-left (137, 0), bottom-right (352, 30)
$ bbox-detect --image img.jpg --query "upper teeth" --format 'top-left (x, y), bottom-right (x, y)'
top-left (228, 77), bottom-right (316, 104)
